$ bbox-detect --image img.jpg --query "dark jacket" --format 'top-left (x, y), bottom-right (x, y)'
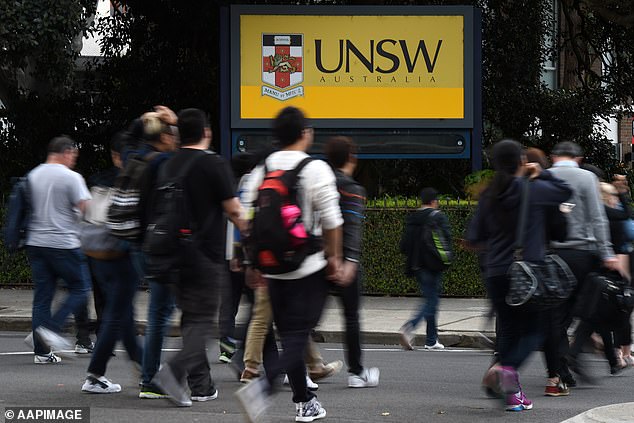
top-left (605, 192), bottom-right (632, 255)
top-left (334, 169), bottom-right (366, 263)
top-left (400, 207), bottom-right (452, 275)
top-left (467, 170), bottom-right (572, 278)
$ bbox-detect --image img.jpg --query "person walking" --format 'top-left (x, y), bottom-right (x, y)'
top-left (151, 108), bottom-right (243, 407)
top-left (322, 135), bottom-right (379, 388)
top-left (24, 136), bottom-right (92, 363)
top-left (467, 139), bottom-right (572, 412)
top-left (399, 187), bottom-right (451, 351)
top-left (80, 133), bottom-right (143, 394)
top-left (236, 106), bottom-right (343, 423)
top-left (548, 141), bottom-right (619, 385)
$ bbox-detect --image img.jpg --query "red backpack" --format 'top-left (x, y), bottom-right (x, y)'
top-left (250, 157), bottom-right (319, 274)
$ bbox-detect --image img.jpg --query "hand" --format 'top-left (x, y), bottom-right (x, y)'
top-left (230, 258), bottom-right (242, 273)
top-left (326, 256), bottom-right (342, 282)
top-left (154, 105), bottom-right (178, 125)
top-left (603, 257), bottom-right (621, 272)
top-left (613, 175), bottom-right (628, 194)
top-left (334, 260), bottom-right (358, 287)
top-left (245, 267), bottom-right (266, 289)
top-left (525, 162), bottom-right (542, 180)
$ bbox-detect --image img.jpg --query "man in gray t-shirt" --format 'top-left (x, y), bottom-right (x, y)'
top-left (25, 136), bottom-right (92, 364)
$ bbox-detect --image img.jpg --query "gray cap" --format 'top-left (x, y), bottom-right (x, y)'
top-left (552, 141), bottom-right (583, 158)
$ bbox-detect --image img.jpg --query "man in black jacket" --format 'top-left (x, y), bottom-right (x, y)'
top-left (324, 136), bottom-right (379, 388)
top-left (399, 187), bottom-right (452, 350)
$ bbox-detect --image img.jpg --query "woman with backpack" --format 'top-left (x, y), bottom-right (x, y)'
top-left (466, 139), bottom-right (571, 412)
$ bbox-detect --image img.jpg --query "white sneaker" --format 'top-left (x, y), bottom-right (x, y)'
top-left (283, 374), bottom-right (318, 390)
top-left (81, 375), bottom-right (121, 393)
top-left (295, 397), bottom-right (326, 422)
top-left (399, 325), bottom-right (414, 350)
top-left (34, 352), bottom-right (61, 364)
top-left (348, 367), bottom-right (380, 388)
top-left (35, 327), bottom-right (73, 354)
top-left (424, 341), bottom-right (445, 350)
top-left (308, 360), bottom-right (343, 381)
top-left (24, 332), bottom-right (34, 349)
top-left (236, 377), bottom-right (271, 423)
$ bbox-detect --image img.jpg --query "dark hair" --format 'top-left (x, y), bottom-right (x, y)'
top-left (47, 135), bottom-right (76, 154)
top-left (325, 136), bottom-right (356, 169)
top-left (109, 131), bottom-right (129, 154)
top-left (273, 106), bottom-right (307, 147)
top-left (420, 187), bottom-right (439, 205)
top-left (231, 152), bottom-right (259, 178)
top-left (481, 139), bottom-right (524, 234)
top-left (552, 141), bottom-right (583, 158)
top-left (177, 108), bottom-right (208, 146)
top-left (525, 147), bottom-right (549, 169)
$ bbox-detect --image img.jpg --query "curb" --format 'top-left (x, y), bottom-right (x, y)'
top-left (0, 316), bottom-right (496, 349)
top-left (560, 402), bottom-right (634, 423)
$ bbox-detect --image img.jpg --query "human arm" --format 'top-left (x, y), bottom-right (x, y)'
top-left (585, 174), bottom-right (618, 268)
top-left (338, 178), bottom-right (366, 285)
top-left (223, 197), bottom-right (245, 233)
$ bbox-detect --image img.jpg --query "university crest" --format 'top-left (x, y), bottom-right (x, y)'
top-left (262, 34), bottom-right (304, 101)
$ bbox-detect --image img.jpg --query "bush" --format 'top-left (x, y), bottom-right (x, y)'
top-left (0, 197), bottom-right (485, 297)
top-left (362, 200), bottom-right (484, 297)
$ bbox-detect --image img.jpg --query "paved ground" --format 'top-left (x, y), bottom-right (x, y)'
top-left (1, 332), bottom-right (634, 423)
top-left (1, 288), bottom-right (633, 422)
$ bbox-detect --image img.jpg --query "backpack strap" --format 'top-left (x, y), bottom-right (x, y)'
top-left (287, 157), bottom-right (313, 186)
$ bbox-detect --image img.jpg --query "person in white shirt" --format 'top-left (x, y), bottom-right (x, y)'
top-left (236, 106), bottom-right (343, 423)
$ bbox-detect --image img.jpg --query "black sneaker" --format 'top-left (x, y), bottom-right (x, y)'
top-left (219, 337), bottom-right (236, 363)
top-left (139, 383), bottom-right (169, 399)
top-left (191, 388), bottom-right (218, 402)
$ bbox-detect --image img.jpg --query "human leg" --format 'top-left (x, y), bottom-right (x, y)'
top-left (141, 281), bottom-right (175, 386)
top-left (27, 247), bottom-right (57, 356)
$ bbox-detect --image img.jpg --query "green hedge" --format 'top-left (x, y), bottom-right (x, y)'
top-left (362, 202), bottom-right (484, 297)
top-left (0, 200), bottom-right (485, 296)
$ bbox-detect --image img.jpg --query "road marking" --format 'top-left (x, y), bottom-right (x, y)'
top-left (323, 347), bottom-right (492, 353)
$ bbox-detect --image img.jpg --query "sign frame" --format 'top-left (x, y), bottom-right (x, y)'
top-left (230, 5), bottom-right (477, 129)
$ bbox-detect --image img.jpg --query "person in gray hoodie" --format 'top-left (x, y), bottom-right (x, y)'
top-left (547, 141), bottom-right (619, 387)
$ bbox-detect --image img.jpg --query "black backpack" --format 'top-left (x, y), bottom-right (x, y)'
top-left (249, 157), bottom-right (318, 274)
top-left (142, 152), bottom-right (206, 284)
top-left (107, 151), bottom-right (159, 240)
top-left (2, 175), bottom-right (31, 254)
top-left (419, 209), bottom-right (453, 272)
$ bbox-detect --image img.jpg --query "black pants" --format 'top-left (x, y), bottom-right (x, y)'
top-left (168, 253), bottom-right (224, 395)
top-left (330, 273), bottom-right (363, 375)
top-left (550, 249), bottom-right (601, 377)
top-left (266, 270), bottom-right (329, 403)
top-left (219, 265), bottom-right (252, 340)
top-left (569, 321), bottom-right (617, 367)
top-left (486, 275), bottom-right (544, 369)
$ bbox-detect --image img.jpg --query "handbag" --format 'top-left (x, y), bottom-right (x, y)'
top-left (80, 186), bottom-right (126, 258)
top-left (505, 177), bottom-right (577, 308)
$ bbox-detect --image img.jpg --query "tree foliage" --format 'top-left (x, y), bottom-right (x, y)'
top-left (1, 0), bottom-right (634, 196)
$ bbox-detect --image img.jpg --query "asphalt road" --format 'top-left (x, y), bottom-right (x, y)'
top-left (0, 331), bottom-right (632, 423)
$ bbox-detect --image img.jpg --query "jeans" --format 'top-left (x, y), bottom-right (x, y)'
top-left (486, 274), bottom-right (544, 369)
top-left (27, 246), bottom-right (91, 356)
top-left (406, 268), bottom-right (442, 346)
top-left (88, 255), bottom-right (142, 376)
top-left (265, 270), bottom-right (329, 404)
top-left (219, 265), bottom-right (248, 340)
top-left (141, 280), bottom-right (175, 385)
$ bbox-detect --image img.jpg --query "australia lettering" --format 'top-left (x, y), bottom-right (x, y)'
top-left (314, 39), bottom-right (443, 74)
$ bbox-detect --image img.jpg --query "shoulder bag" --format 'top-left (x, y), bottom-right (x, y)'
top-left (505, 177), bottom-right (577, 309)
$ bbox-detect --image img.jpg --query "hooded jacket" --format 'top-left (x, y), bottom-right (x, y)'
top-left (467, 170), bottom-right (572, 278)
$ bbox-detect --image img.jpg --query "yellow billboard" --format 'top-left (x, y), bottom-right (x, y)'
top-left (239, 14), bottom-right (465, 120)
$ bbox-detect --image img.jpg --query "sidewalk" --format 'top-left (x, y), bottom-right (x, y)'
top-left (0, 288), bottom-right (495, 348)
top-left (560, 403), bottom-right (634, 423)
